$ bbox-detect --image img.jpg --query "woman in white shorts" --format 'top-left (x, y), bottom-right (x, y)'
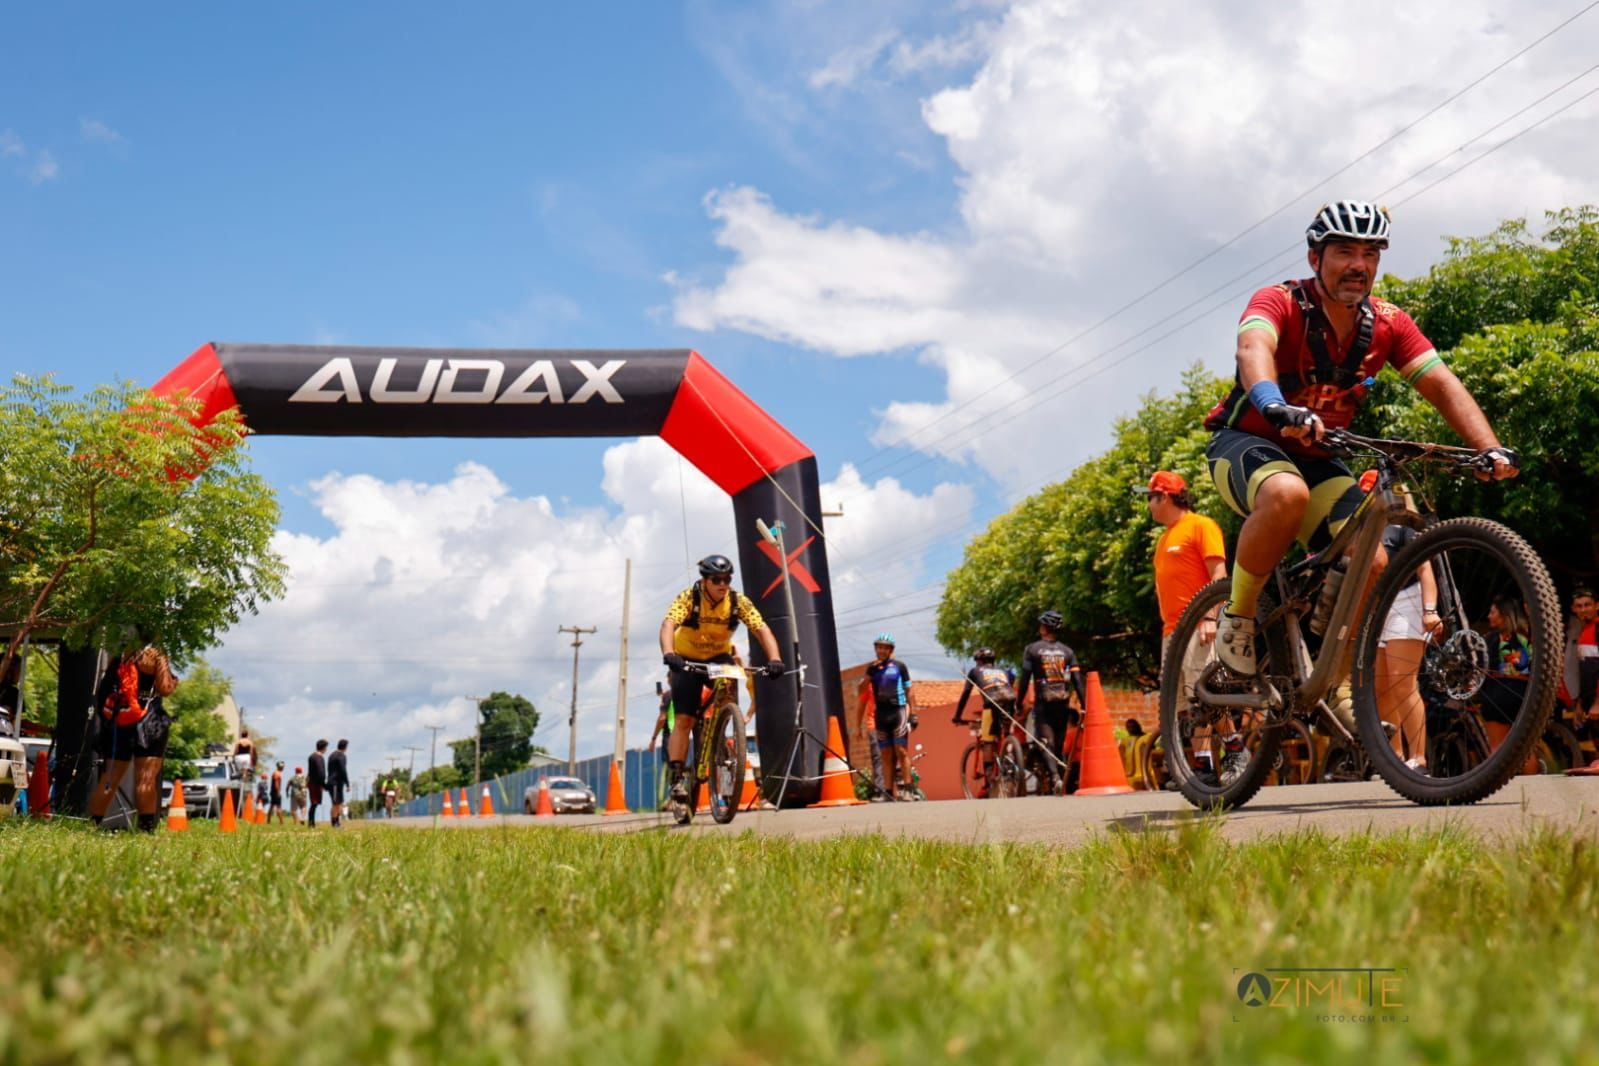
top-left (1374, 522), bottom-right (1441, 771)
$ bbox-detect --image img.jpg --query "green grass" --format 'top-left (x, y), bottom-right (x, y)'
top-left (2, 818), bottom-right (1597, 1064)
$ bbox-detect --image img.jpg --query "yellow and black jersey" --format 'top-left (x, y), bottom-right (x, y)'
top-left (664, 583), bottom-right (767, 659)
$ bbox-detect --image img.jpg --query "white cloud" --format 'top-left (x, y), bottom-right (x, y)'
top-left (674, 0), bottom-right (1599, 490)
top-left (28, 151), bottom-right (58, 183)
top-left (0, 130), bottom-right (23, 157)
top-left (79, 118), bottom-right (123, 144)
top-left (808, 30), bottom-right (899, 89)
top-left (213, 441), bottom-right (969, 784)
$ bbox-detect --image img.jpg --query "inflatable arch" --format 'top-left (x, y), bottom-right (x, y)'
top-left (154, 343), bottom-right (845, 805)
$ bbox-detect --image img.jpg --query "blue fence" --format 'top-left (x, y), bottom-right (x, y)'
top-left (393, 747), bottom-right (668, 818)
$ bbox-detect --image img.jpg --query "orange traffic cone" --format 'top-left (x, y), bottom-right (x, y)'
top-left (219, 788), bottom-right (238, 834)
top-left (603, 761), bottom-right (629, 815)
top-left (441, 789), bottom-right (454, 817)
top-left (458, 786), bottom-right (472, 817)
top-left (27, 750), bottom-right (51, 820)
top-left (241, 789), bottom-right (256, 825)
top-left (808, 716), bottom-right (867, 807)
top-left (166, 780), bottom-right (189, 832)
top-left (534, 776), bottom-right (555, 817)
top-left (1075, 672), bottom-right (1134, 796)
top-left (479, 783), bottom-right (495, 817)
top-left (695, 780), bottom-right (711, 814)
top-left (738, 757), bottom-right (764, 811)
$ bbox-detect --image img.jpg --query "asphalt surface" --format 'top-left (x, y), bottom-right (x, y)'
top-left (381, 775), bottom-right (1599, 846)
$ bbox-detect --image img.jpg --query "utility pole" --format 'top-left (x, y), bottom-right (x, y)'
top-left (615, 558), bottom-right (631, 766)
top-left (424, 724), bottom-right (444, 816)
top-left (464, 696), bottom-right (488, 785)
top-left (558, 624), bottom-right (598, 774)
top-left (403, 745), bottom-right (422, 777)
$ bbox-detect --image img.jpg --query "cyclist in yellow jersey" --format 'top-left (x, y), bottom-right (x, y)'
top-left (659, 554), bottom-right (785, 804)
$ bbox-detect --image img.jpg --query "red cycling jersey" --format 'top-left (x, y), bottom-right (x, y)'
top-left (1205, 278), bottom-right (1440, 456)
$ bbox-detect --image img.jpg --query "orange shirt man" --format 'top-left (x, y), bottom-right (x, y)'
top-left (1138, 471), bottom-right (1227, 639)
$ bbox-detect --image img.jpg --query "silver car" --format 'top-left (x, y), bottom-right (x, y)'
top-left (523, 776), bottom-right (596, 815)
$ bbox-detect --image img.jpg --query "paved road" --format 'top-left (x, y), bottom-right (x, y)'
top-left (383, 775), bottom-right (1599, 846)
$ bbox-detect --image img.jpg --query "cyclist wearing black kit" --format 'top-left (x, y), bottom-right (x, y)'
top-left (1015, 610), bottom-right (1086, 768)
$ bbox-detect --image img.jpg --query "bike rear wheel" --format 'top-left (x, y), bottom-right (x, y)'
top-left (997, 737), bottom-right (1026, 798)
top-left (1351, 517), bottom-right (1559, 805)
top-left (1158, 579), bottom-right (1284, 810)
top-left (958, 742), bottom-right (985, 799)
top-left (706, 702), bottom-right (747, 825)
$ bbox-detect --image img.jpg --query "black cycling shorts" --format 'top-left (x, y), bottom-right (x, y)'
top-left (874, 704), bottom-right (908, 747)
top-left (667, 653), bottom-right (735, 724)
top-left (95, 710), bottom-right (171, 761)
top-left (1206, 429), bottom-right (1366, 553)
top-left (329, 785), bottom-right (346, 805)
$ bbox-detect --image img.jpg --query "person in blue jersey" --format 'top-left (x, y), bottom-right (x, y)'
top-left (864, 634), bottom-right (916, 801)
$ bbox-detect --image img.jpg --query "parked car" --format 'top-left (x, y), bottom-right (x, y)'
top-left (0, 735), bottom-right (26, 815)
top-left (524, 776), bottom-right (596, 815)
top-left (161, 757), bottom-right (242, 816)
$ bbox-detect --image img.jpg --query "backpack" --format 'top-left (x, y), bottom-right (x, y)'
top-left (681, 582), bottom-right (740, 633)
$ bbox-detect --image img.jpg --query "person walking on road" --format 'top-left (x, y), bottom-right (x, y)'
top-left (864, 634), bottom-right (914, 800)
top-left (307, 739), bottom-right (328, 828)
top-left (269, 761), bottom-right (287, 824)
top-left (1015, 611), bottom-right (1086, 782)
top-left (289, 766), bottom-right (308, 825)
top-left (327, 739), bottom-right (350, 827)
top-left (232, 729), bottom-right (256, 785)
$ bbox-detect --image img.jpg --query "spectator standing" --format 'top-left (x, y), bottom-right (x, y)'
top-left (254, 771), bottom-right (269, 816)
top-left (1136, 470), bottom-right (1236, 780)
top-left (307, 740), bottom-right (328, 828)
top-left (289, 766), bottom-right (309, 825)
top-left (232, 729), bottom-right (256, 784)
top-left (87, 642), bottom-right (180, 832)
top-left (328, 739), bottom-right (350, 827)
top-left (863, 634), bottom-right (913, 800)
top-left (269, 761), bottom-right (287, 824)
top-left (1561, 588), bottom-right (1599, 729)
top-left (1015, 611), bottom-right (1086, 781)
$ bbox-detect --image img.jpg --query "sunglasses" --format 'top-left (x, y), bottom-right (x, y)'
top-left (705, 575), bottom-right (733, 586)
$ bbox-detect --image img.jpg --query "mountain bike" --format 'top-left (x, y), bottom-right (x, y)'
top-left (1160, 429), bottom-right (1558, 809)
top-left (665, 662), bottom-right (749, 826)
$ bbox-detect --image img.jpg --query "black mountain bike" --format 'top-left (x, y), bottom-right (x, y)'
top-left (1160, 430), bottom-right (1558, 809)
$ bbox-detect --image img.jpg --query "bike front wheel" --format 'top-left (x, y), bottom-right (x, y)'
top-left (705, 702), bottom-right (747, 825)
top-left (1158, 579), bottom-right (1285, 810)
top-left (1351, 517), bottom-right (1560, 805)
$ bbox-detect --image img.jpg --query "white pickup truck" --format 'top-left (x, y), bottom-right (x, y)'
top-left (161, 757), bottom-right (243, 817)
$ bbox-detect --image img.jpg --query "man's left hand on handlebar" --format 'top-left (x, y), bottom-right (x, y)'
top-left (1475, 445), bottom-right (1519, 481)
top-left (762, 660), bottom-right (785, 678)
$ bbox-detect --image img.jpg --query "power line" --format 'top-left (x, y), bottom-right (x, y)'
top-left (845, 0), bottom-right (1599, 478)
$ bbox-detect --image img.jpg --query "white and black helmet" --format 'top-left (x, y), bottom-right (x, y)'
top-left (1306, 200), bottom-right (1390, 250)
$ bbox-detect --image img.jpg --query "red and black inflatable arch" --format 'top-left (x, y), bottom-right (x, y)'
top-left (155, 343), bottom-right (845, 805)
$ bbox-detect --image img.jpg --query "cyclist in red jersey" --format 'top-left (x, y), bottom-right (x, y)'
top-left (1204, 200), bottom-right (1518, 676)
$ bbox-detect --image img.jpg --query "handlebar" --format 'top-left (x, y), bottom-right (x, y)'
top-left (674, 661), bottom-right (790, 679)
top-left (1319, 428), bottom-right (1514, 475)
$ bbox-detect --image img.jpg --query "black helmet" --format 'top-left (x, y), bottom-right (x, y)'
top-left (697, 554), bottom-right (735, 578)
top-left (1038, 610), bottom-right (1063, 630)
top-left (974, 647), bottom-right (996, 663)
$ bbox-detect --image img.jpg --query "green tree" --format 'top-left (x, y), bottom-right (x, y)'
top-left (0, 377), bottom-right (287, 682)
top-left (450, 691), bottom-right (539, 780)
top-left (161, 659), bottom-right (233, 780)
top-left (411, 764), bottom-right (463, 796)
top-left (937, 364), bottom-right (1232, 685)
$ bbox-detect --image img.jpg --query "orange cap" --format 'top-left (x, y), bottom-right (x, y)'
top-left (1135, 471), bottom-right (1186, 495)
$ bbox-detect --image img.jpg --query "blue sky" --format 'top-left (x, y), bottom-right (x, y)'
top-left (6, 0), bottom-right (1593, 780)
top-left (1, 3), bottom-right (970, 533)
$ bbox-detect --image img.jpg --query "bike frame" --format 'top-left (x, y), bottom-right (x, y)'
top-left (1196, 466), bottom-right (1423, 715)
